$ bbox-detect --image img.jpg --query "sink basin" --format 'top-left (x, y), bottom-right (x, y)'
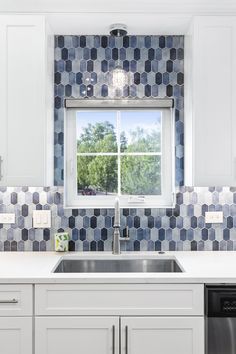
top-left (53, 258), bottom-right (183, 273)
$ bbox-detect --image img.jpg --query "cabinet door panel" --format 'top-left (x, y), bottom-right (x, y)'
top-left (0, 15), bottom-right (53, 186)
top-left (0, 317), bottom-right (32, 354)
top-left (121, 317), bottom-right (204, 354)
top-left (185, 16), bottom-right (236, 186)
top-left (35, 316), bottom-right (119, 354)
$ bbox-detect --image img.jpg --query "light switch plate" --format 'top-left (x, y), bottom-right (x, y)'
top-left (205, 211), bottom-right (223, 223)
top-left (0, 213), bottom-right (15, 224)
top-left (33, 210), bottom-right (51, 228)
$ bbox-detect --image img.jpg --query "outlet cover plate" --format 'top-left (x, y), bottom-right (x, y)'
top-left (205, 211), bottom-right (223, 224)
top-left (0, 213), bottom-right (15, 224)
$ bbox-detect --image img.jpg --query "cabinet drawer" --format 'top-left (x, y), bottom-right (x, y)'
top-left (0, 285), bottom-right (32, 316)
top-left (35, 284), bottom-right (203, 316)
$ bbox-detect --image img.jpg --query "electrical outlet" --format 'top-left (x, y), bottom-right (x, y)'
top-left (205, 211), bottom-right (223, 224)
top-left (0, 213), bottom-right (15, 224)
top-left (33, 210), bottom-right (51, 228)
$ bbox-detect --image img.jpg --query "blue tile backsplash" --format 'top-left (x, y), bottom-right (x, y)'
top-left (54, 35), bottom-right (184, 186)
top-left (0, 186), bottom-right (236, 251)
top-left (0, 35), bottom-right (234, 251)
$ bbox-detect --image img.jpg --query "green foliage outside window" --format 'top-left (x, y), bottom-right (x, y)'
top-left (77, 121), bottom-right (161, 195)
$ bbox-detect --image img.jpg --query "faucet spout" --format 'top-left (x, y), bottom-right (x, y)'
top-left (114, 197), bottom-right (120, 227)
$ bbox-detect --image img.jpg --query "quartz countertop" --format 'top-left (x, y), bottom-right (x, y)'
top-left (0, 251), bottom-right (235, 284)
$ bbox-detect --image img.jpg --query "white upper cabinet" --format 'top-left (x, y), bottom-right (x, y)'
top-left (0, 15), bottom-right (53, 186)
top-left (185, 16), bottom-right (236, 186)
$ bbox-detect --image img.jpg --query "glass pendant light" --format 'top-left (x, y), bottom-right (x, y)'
top-left (109, 24), bottom-right (129, 97)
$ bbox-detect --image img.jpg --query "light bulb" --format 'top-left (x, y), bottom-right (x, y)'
top-left (112, 66), bottom-right (128, 88)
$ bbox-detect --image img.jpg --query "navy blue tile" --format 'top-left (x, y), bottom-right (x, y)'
top-left (90, 216), bottom-right (97, 229)
top-left (134, 48), bottom-right (140, 60)
top-left (76, 72), bottom-right (83, 85)
top-left (191, 240), bottom-right (197, 251)
top-left (101, 36), bottom-right (108, 48)
top-left (72, 209), bottom-right (79, 217)
top-left (61, 48), bottom-right (68, 60)
top-left (22, 229), bottom-right (28, 241)
top-left (69, 216), bottom-right (75, 229)
top-left (155, 240), bottom-right (161, 251)
top-left (43, 229), bottom-right (50, 241)
top-left (145, 60), bottom-right (151, 73)
top-left (80, 228), bottom-right (86, 241)
top-left (69, 240), bottom-right (75, 251)
top-left (134, 240), bottom-right (140, 251)
top-left (134, 72), bottom-right (140, 85)
top-left (202, 228), bottom-right (208, 241)
top-left (159, 36), bottom-right (166, 48)
top-left (145, 84), bottom-right (151, 97)
top-left (58, 36), bottom-right (64, 48)
top-left (155, 72), bottom-right (162, 85)
top-left (134, 216), bottom-right (140, 229)
top-left (112, 48), bottom-right (118, 60)
top-left (123, 36), bottom-right (129, 48)
top-left (80, 36), bottom-right (86, 48)
top-left (170, 216), bottom-right (176, 229)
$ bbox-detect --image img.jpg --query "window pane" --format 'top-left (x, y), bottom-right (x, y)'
top-left (121, 155), bottom-right (161, 195)
top-left (77, 111), bottom-right (118, 153)
top-left (120, 111), bottom-right (161, 153)
top-left (77, 156), bottom-right (118, 195)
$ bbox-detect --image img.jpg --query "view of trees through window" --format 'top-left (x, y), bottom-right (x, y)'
top-left (76, 110), bottom-right (162, 196)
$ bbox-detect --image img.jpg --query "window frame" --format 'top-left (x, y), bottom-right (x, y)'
top-left (64, 99), bottom-right (175, 209)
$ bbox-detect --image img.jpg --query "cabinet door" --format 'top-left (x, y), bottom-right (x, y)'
top-left (121, 317), bottom-right (204, 354)
top-left (0, 15), bottom-right (53, 186)
top-left (35, 316), bottom-right (119, 354)
top-left (0, 317), bottom-right (32, 354)
top-left (185, 16), bottom-right (236, 186)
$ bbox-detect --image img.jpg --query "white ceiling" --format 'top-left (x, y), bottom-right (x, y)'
top-left (46, 14), bottom-right (192, 35)
top-left (1, 0), bottom-right (236, 14)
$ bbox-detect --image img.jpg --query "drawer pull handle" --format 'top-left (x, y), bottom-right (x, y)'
top-left (112, 325), bottom-right (115, 354)
top-left (0, 299), bottom-right (18, 304)
top-left (125, 325), bottom-right (128, 354)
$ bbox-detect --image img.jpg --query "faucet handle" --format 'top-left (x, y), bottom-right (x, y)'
top-left (121, 226), bottom-right (130, 241)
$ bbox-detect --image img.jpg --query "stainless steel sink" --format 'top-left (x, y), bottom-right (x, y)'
top-left (53, 258), bottom-right (183, 273)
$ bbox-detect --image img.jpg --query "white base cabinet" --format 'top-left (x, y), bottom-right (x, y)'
top-left (35, 316), bottom-right (204, 354)
top-left (0, 317), bottom-right (32, 354)
top-left (35, 317), bottom-right (119, 354)
top-left (121, 317), bottom-right (204, 354)
top-left (34, 283), bottom-right (204, 354)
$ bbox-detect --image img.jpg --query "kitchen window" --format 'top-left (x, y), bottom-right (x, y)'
top-left (64, 99), bottom-right (175, 208)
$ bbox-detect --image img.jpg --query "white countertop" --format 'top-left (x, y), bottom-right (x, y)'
top-left (0, 251), bottom-right (236, 284)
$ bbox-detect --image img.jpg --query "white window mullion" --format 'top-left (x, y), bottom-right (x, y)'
top-left (117, 110), bottom-right (121, 196)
